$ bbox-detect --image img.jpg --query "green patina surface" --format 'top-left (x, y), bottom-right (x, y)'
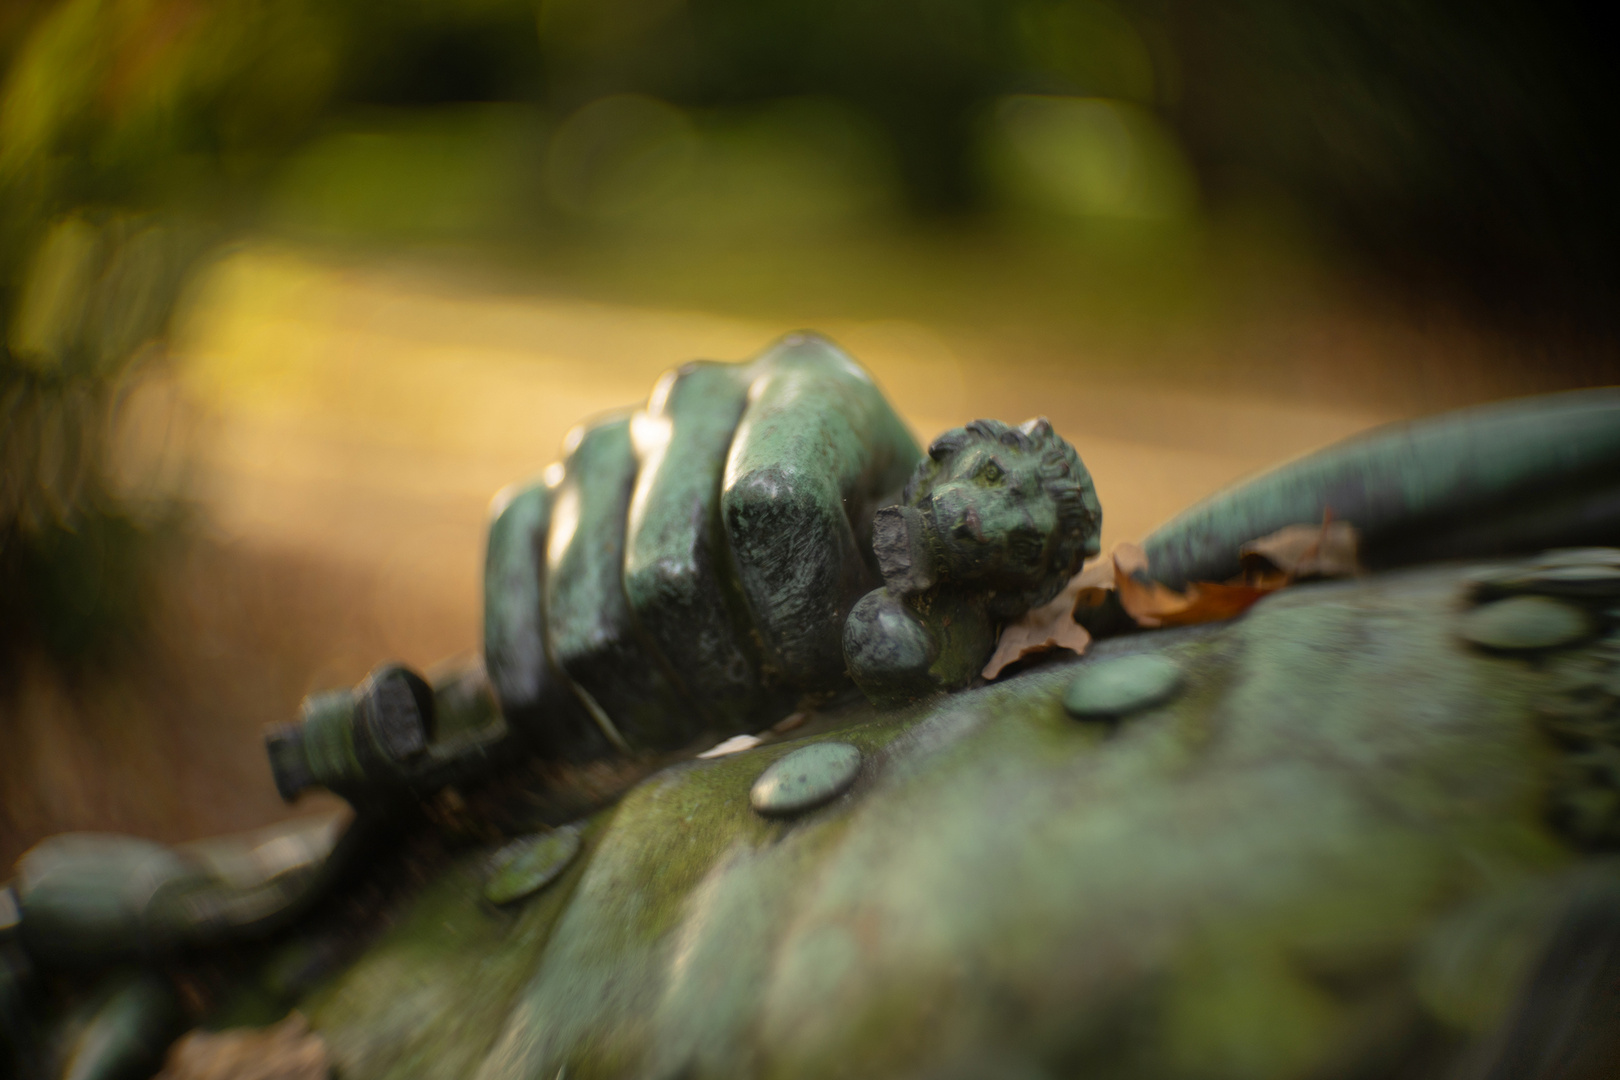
top-left (483, 481), bottom-right (564, 746)
top-left (1063, 653), bottom-right (1184, 719)
top-left (301, 822), bottom-right (602, 1080)
top-left (483, 334), bottom-right (927, 758)
top-left (623, 361), bottom-right (764, 732)
top-left (299, 562), bottom-right (1588, 1080)
top-left (1143, 389), bottom-right (1620, 588)
top-left (721, 336), bottom-right (921, 689)
top-left (485, 827), bottom-right (584, 906)
top-left (547, 414), bottom-right (691, 749)
top-left (844, 418), bottom-right (1100, 704)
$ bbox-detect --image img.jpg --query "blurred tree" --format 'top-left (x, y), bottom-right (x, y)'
top-left (1161, 0), bottom-right (1620, 329)
top-left (0, 0), bottom-right (344, 669)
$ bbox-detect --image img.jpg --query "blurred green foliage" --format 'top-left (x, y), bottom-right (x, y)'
top-left (0, 0), bottom-right (1614, 668)
top-left (1163, 1), bottom-right (1620, 322)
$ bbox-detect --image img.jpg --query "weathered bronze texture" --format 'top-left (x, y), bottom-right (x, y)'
top-left (12, 815), bottom-right (348, 968)
top-left (1063, 653), bottom-right (1184, 720)
top-left (300, 560), bottom-right (1620, 1080)
top-left (11, 337), bottom-right (1620, 1080)
top-left (749, 742), bottom-right (863, 817)
top-left (484, 480), bottom-right (602, 759)
top-left (484, 826), bottom-right (583, 906)
top-left (844, 417), bottom-right (1102, 704)
top-left (623, 362), bottom-right (763, 732)
top-left (490, 332), bottom-right (921, 752)
top-left (1144, 389), bottom-right (1620, 588)
top-left (545, 413), bottom-right (693, 752)
top-left (265, 662), bottom-right (505, 809)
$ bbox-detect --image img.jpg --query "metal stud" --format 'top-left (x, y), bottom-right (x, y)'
top-left (1532, 548), bottom-right (1620, 569)
top-left (1462, 595), bottom-right (1596, 652)
top-left (750, 742), bottom-right (862, 818)
top-left (1498, 566), bottom-right (1620, 599)
top-left (1063, 654), bottom-right (1184, 721)
top-left (484, 825), bottom-right (583, 906)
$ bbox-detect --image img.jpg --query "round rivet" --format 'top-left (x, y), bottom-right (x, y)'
top-left (1533, 548), bottom-right (1620, 569)
top-left (750, 742), bottom-right (861, 817)
top-left (1462, 596), bottom-right (1596, 652)
top-left (1526, 565), bottom-right (1620, 595)
top-left (1474, 564), bottom-right (1620, 602)
top-left (1064, 654), bottom-right (1183, 721)
top-left (484, 825), bottom-right (582, 905)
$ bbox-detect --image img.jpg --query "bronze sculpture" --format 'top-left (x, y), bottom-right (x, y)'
top-left (845, 417), bottom-right (1101, 705)
top-left (266, 333), bottom-right (1100, 800)
top-left (4, 337), bottom-right (1620, 1080)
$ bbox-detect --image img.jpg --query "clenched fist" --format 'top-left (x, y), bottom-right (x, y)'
top-left (269, 332), bottom-right (1098, 804)
top-left (484, 333), bottom-right (922, 759)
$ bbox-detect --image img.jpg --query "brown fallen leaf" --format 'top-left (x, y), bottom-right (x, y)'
top-left (982, 571), bottom-right (1095, 679)
top-left (1110, 542), bottom-right (1196, 627)
top-left (1117, 575), bottom-right (1277, 628)
top-left (1239, 517), bottom-right (1362, 582)
top-left (1067, 551), bottom-right (1119, 618)
top-left (1111, 539), bottom-right (1284, 629)
top-left (1115, 518), bottom-right (1363, 628)
top-left (1110, 541), bottom-right (1149, 578)
top-left (983, 518), bottom-right (1364, 671)
top-left (1070, 554), bottom-right (1117, 591)
top-left (156, 1012), bottom-right (329, 1080)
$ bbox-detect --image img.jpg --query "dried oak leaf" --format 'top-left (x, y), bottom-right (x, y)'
top-left (1117, 575), bottom-right (1277, 628)
top-left (1239, 519), bottom-right (1362, 582)
top-left (984, 519), bottom-right (1365, 674)
top-left (1111, 542), bottom-right (1278, 628)
top-left (1117, 517), bottom-right (1363, 629)
top-left (156, 1012), bottom-right (329, 1080)
top-left (1065, 556), bottom-right (1118, 619)
top-left (982, 570), bottom-right (1096, 679)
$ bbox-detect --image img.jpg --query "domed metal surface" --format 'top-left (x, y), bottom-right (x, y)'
top-left (750, 742), bottom-right (862, 818)
top-left (1471, 562), bottom-right (1620, 602)
top-left (1063, 654), bottom-right (1184, 721)
top-left (1461, 595), bottom-right (1596, 652)
top-left (1532, 548), bottom-right (1620, 569)
top-left (484, 826), bottom-right (583, 906)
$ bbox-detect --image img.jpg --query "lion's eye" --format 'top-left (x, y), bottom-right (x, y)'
top-left (979, 461), bottom-right (1003, 485)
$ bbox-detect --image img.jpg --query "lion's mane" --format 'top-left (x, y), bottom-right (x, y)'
top-left (901, 417), bottom-right (1101, 615)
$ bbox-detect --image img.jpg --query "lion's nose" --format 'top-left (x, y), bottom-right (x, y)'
top-left (953, 504), bottom-right (985, 543)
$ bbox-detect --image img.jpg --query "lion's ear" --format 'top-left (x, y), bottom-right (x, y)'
top-left (1019, 417), bottom-right (1053, 438)
top-left (928, 427), bottom-right (968, 460)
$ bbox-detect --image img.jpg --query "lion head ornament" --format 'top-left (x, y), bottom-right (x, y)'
top-left (844, 417), bottom-right (1101, 704)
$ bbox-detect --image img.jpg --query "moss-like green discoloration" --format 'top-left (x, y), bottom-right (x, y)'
top-left (305, 563), bottom-right (1586, 1080)
top-left (301, 818), bottom-right (605, 1080)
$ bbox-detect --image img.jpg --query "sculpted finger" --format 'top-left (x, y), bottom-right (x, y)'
top-left (721, 333), bottom-right (921, 691)
top-left (483, 476), bottom-right (603, 759)
top-left (546, 414), bottom-right (695, 751)
top-left (624, 362), bottom-right (787, 733)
